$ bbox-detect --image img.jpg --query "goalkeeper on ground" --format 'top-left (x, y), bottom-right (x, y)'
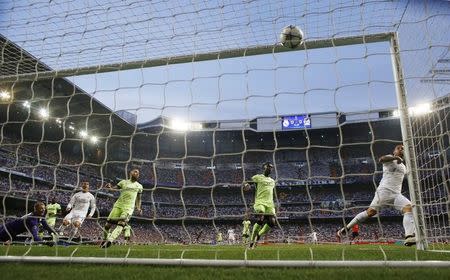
top-left (0, 202), bottom-right (57, 246)
top-left (243, 162), bottom-right (277, 249)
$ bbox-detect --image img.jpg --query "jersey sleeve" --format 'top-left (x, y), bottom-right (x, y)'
top-left (382, 155), bottom-right (395, 165)
top-left (88, 194), bottom-right (96, 217)
top-left (251, 174), bottom-right (261, 183)
top-left (138, 183), bottom-right (143, 193)
top-left (117, 180), bottom-right (125, 189)
top-left (383, 161), bottom-right (397, 171)
top-left (26, 218), bottom-right (42, 242)
top-left (67, 194), bottom-right (76, 209)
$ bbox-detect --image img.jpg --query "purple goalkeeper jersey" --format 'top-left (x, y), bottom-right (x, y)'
top-left (0, 212), bottom-right (55, 242)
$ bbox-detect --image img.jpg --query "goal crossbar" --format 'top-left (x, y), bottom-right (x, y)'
top-left (0, 32), bottom-right (393, 83)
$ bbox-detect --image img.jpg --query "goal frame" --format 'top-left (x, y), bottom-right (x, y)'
top-left (0, 32), bottom-right (433, 266)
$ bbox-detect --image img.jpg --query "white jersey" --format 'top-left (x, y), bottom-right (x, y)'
top-left (310, 232), bottom-right (317, 240)
top-left (378, 157), bottom-right (407, 193)
top-left (227, 229), bottom-right (235, 238)
top-left (67, 191), bottom-right (96, 217)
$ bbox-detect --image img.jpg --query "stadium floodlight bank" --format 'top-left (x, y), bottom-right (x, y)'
top-left (1, 0), bottom-right (449, 268)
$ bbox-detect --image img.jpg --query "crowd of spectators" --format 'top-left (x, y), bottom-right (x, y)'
top-left (0, 133), bottom-right (436, 245)
top-left (1, 207), bottom-right (406, 244)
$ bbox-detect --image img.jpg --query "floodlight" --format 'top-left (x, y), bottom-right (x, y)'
top-left (38, 108), bottom-right (49, 119)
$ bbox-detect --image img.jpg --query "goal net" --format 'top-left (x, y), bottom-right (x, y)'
top-left (0, 0), bottom-right (449, 266)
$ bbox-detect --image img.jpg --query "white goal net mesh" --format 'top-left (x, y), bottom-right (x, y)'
top-left (0, 0), bottom-right (449, 263)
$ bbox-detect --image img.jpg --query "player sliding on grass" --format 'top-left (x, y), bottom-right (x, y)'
top-left (337, 144), bottom-right (416, 246)
top-left (244, 162), bottom-right (277, 249)
top-left (0, 202), bottom-right (57, 246)
top-left (101, 168), bottom-right (143, 248)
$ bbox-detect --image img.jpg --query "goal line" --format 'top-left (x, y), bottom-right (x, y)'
top-left (0, 256), bottom-right (449, 268)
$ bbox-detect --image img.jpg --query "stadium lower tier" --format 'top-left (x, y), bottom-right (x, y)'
top-left (0, 194), bottom-right (413, 220)
top-left (1, 216), bottom-right (405, 244)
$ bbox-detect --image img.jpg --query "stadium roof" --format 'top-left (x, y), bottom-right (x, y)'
top-left (0, 34), bottom-right (135, 141)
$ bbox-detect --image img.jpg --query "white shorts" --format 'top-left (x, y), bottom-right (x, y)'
top-left (369, 189), bottom-right (411, 211)
top-left (64, 210), bottom-right (87, 225)
top-left (228, 235), bottom-right (235, 241)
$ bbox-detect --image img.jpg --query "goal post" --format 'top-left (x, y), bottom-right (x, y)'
top-left (389, 32), bottom-right (428, 251)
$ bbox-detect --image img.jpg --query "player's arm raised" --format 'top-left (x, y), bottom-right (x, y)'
top-left (243, 174), bottom-right (260, 191)
top-left (243, 180), bottom-right (256, 191)
top-left (103, 181), bottom-right (121, 191)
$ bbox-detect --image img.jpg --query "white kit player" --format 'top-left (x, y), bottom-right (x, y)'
top-left (227, 228), bottom-right (236, 244)
top-left (337, 145), bottom-right (416, 246)
top-left (59, 182), bottom-right (96, 241)
top-left (309, 231), bottom-right (318, 244)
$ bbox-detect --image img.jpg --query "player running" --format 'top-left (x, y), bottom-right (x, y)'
top-left (59, 182), bottom-right (96, 241)
top-left (309, 231), bottom-right (318, 244)
top-left (216, 231), bottom-right (223, 245)
top-left (350, 224), bottom-right (359, 244)
top-left (337, 144), bottom-right (416, 246)
top-left (123, 224), bottom-right (133, 244)
top-left (101, 169), bottom-right (143, 248)
top-left (244, 162), bottom-right (277, 249)
top-left (45, 197), bottom-right (61, 228)
top-left (227, 228), bottom-right (236, 244)
top-left (242, 219), bottom-right (251, 244)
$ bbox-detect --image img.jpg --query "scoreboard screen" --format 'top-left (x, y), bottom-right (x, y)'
top-left (281, 115), bottom-right (311, 130)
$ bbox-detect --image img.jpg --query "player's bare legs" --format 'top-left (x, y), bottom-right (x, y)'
top-left (249, 214), bottom-right (276, 249)
top-left (101, 221), bottom-right (113, 247)
top-left (68, 220), bottom-right (81, 242)
top-left (337, 208), bottom-right (377, 240)
top-left (58, 219), bottom-right (71, 235)
top-left (249, 214), bottom-right (264, 248)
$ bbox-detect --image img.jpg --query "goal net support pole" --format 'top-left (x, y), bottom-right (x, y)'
top-left (389, 32), bottom-right (428, 250)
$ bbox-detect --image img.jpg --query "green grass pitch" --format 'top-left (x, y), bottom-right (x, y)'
top-left (1, 244), bottom-right (449, 279)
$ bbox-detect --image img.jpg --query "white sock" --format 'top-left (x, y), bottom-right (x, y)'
top-left (403, 212), bottom-right (415, 237)
top-left (346, 211), bottom-right (369, 230)
top-left (58, 224), bottom-right (68, 234)
top-left (68, 227), bottom-right (79, 242)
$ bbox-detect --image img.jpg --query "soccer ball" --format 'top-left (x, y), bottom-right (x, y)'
top-left (279, 25), bottom-right (304, 48)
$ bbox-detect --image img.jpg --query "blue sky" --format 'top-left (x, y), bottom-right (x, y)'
top-left (69, 41), bottom-right (398, 123)
top-left (1, 0), bottom-right (448, 123)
